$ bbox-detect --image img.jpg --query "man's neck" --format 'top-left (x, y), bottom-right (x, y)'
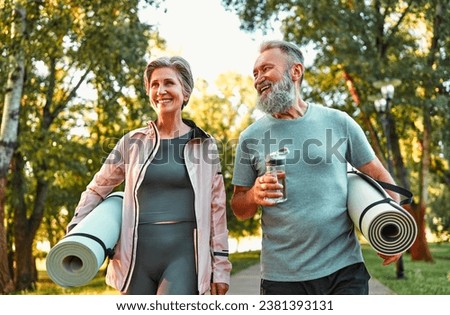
top-left (272, 99), bottom-right (308, 120)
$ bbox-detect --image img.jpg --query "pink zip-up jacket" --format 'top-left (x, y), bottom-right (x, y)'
top-left (67, 119), bottom-right (231, 294)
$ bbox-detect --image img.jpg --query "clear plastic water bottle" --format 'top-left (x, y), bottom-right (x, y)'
top-left (265, 147), bottom-right (288, 203)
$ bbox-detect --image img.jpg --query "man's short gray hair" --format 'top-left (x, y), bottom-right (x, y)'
top-left (259, 40), bottom-right (305, 87)
top-left (260, 40), bottom-right (304, 66)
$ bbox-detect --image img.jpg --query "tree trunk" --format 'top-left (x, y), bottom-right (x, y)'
top-left (0, 179), bottom-right (14, 294)
top-left (0, 1), bottom-right (26, 294)
top-left (15, 178), bottom-right (48, 290)
top-left (342, 70), bottom-right (386, 162)
top-left (13, 234), bottom-right (36, 291)
top-left (409, 204), bottom-right (433, 261)
top-left (386, 112), bottom-right (410, 190)
top-left (11, 153), bottom-right (48, 291)
top-left (386, 109), bottom-right (429, 261)
top-left (409, 107), bottom-right (433, 262)
top-left (408, 1), bottom-right (445, 262)
top-left (9, 19), bottom-right (88, 292)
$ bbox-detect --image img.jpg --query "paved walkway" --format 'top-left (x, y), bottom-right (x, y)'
top-left (228, 263), bottom-right (394, 295)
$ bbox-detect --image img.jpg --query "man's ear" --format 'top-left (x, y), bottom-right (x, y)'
top-left (291, 63), bottom-right (304, 82)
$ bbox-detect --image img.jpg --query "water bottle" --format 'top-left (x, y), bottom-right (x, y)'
top-left (265, 147), bottom-right (288, 203)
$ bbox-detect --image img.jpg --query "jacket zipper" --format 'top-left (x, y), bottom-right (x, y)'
top-left (185, 138), bottom-right (200, 280)
top-left (121, 125), bottom-right (160, 292)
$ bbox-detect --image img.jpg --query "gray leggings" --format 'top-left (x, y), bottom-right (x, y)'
top-left (125, 221), bottom-right (198, 295)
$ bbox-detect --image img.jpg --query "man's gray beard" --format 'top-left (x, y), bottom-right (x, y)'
top-left (256, 72), bottom-right (295, 115)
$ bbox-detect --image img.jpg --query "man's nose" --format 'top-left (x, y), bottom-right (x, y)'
top-left (254, 72), bottom-right (264, 88)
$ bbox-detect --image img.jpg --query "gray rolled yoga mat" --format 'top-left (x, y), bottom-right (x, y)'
top-left (347, 172), bottom-right (417, 255)
top-left (46, 191), bottom-right (123, 287)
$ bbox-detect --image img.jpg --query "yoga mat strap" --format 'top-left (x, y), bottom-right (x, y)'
top-left (374, 181), bottom-right (413, 205)
top-left (348, 170), bottom-right (413, 205)
top-left (64, 232), bottom-right (115, 259)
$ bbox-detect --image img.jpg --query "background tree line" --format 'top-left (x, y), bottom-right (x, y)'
top-left (1, 0), bottom-right (448, 294)
top-left (0, 0), bottom-right (165, 293)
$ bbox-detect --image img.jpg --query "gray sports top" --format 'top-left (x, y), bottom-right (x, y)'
top-left (137, 129), bottom-right (195, 224)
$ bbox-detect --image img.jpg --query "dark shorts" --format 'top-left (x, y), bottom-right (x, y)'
top-left (260, 262), bottom-right (371, 295)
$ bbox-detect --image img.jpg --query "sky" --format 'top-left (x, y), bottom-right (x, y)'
top-left (139, 0), bottom-right (284, 83)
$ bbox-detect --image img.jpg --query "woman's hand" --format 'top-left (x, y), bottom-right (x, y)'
top-left (210, 282), bottom-right (229, 295)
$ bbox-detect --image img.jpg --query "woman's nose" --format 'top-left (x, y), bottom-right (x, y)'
top-left (157, 86), bottom-right (166, 95)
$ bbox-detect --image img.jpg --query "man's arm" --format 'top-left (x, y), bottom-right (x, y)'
top-left (356, 156), bottom-right (402, 265)
top-left (231, 185), bottom-right (259, 220)
top-left (357, 157), bottom-right (400, 203)
top-left (231, 175), bottom-right (283, 220)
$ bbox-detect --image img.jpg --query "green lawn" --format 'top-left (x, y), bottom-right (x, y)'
top-left (23, 242), bottom-right (449, 295)
top-left (230, 250), bottom-right (261, 275)
top-left (228, 243), bottom-right (450, 295)
top-left (361, 243), bottom-right (450, 295)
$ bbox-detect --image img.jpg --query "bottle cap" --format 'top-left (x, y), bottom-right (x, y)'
top-left (265, 147), bottom-right (288, 165)
top-left (265, 158), bottom-right (286, 166)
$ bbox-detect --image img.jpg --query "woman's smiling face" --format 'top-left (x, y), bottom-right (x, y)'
top-left (149, 67), bottom-right (187, 115)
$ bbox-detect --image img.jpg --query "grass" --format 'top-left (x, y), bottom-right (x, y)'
top-left (27, 269), bottom-right (117, 295)
top-left (361, 243), bottom-right (450, 295)
top-left (230, 250), bottom-right (261, 275)
top-left (20, 242), bottom-right (449, 295)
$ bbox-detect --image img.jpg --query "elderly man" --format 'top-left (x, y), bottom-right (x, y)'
top-left (231, 40), bottom-right (401, 295)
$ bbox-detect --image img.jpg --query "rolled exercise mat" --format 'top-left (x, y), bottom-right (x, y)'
top-left (46, 191), bottom-right (123, 287)
top-left (347, 171), bottom-right (417, 255)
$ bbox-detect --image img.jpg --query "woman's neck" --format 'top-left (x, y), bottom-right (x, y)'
top-left (156, 116), bottom-right (190, 139)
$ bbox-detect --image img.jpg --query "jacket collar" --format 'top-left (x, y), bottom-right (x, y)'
top-left (139, 118), bottom-right (210, 140)
top-left (183, 118), bottom-right (210, 140)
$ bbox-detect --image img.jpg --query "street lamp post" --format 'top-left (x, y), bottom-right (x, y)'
top-left (374, 84), bottom-right (395, 175)
top-left (373, 80), bottom-right (405, 279)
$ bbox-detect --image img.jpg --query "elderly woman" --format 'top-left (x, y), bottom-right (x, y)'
top-left (67, 56), bottom-right (231, 295)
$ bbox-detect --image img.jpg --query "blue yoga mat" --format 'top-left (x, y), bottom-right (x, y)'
top-left (46, 192), bottom-right (123, 287)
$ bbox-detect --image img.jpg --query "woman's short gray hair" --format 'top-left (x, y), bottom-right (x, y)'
top-left (144, 56), bottom-right (194, 108)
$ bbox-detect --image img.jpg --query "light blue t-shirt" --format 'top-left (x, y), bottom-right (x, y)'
top-left (232, 103), bottom-right (375, 281)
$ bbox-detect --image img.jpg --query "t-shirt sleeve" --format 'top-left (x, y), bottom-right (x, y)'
top-left (232, 134), bottom-right (259, 187)
top-left (344, 113), bottom-right (376, 167)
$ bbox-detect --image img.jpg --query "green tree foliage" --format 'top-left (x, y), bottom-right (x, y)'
top-left (0, 0), bottom-right (164, 292)
top-left (185, 73), bottom-right (261, 239)
top-left (222, 0), bottom-right (450, 257)
top-left (0, 0), bottom-right (27, 294)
